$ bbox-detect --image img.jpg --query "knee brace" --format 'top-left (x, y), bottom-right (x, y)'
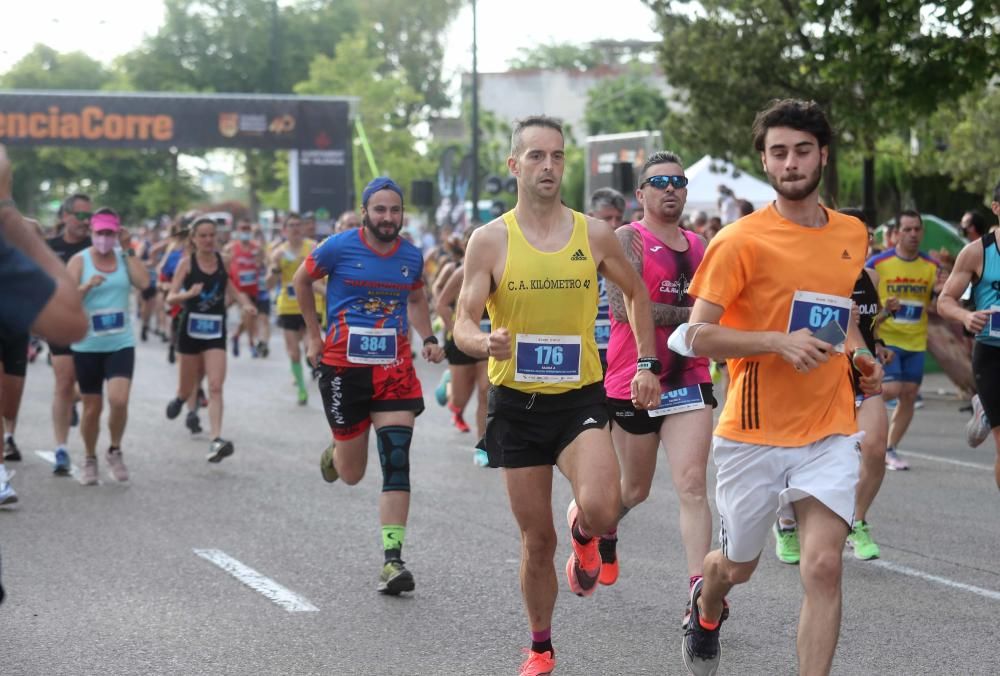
top-left (376, 425), bottom-right (413, 492)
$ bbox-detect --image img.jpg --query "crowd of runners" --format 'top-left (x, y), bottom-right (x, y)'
top-left (2, 97), bottom-right (999, 675)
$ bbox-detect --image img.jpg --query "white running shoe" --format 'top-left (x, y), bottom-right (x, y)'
top-left (965, 395), bottom-right (991, 448)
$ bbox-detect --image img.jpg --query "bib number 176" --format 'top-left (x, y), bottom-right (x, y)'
top-left (534, 345), bottom-right (564, 366)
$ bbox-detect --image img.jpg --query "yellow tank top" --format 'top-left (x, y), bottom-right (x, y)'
top-left (487, 209), bottom-right (601, 394)
top-left (277, 239), bottom-right (315, 315)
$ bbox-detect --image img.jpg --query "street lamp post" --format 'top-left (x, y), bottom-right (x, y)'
top-left (470, 0), bottom-right (480, 225)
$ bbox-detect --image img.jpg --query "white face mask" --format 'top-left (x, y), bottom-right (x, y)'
top-left (93, 233), bottom-right (117, 255)
top-left (237, 231), bottom-right (252, 242)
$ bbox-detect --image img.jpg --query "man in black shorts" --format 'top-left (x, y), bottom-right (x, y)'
top-left (46, 193), bottom-right (92, 475)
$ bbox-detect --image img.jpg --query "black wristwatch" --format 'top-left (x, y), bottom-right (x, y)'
top-left (636, 357), bottom-right (662, 375)
top-left (423, 336), bottom-right (439, 346)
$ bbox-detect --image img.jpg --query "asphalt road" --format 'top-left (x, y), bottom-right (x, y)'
top-left (2, 332), bottom-right (998, 675)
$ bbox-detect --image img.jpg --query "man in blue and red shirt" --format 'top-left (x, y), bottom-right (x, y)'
top-left (294, 176), bottom-right (444, 596)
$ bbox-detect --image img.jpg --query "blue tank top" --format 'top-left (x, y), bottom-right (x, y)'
top-left (972, 232), bottom-right (1000, 347)
top-left (73, 248), bottom-right (136, 353)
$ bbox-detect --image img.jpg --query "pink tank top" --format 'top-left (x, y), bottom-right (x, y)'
top-left (604, 222), bottom-right (710, 399)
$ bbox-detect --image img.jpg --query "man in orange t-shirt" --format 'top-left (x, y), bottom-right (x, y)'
top-left (674, 100), bottom-right (883, 676)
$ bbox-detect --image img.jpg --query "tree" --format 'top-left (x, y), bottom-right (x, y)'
top-left (360, 0), bottom-right (464, 124)
top-left (295, 32), bottom-right (433, 198)
top-left (583, 65), bottom-right (668, 136)
top-left (644, 0), bottom-right (1000, 210)
top-left (508, 42), bottom-right (604, 71)
top-left (919, 85), bottom-right (1000, 202)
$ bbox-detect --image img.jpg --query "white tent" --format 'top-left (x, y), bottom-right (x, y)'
top-left (684, 155), bottom-right (775, 217)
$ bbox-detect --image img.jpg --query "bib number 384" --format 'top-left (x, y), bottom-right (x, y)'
top-left (515, 334), bottom-right (582, 383)
top-left (347, 327), bottom-right (397, 365)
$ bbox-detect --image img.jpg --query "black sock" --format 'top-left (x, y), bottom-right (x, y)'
top-left (384, 548), bottom-right (401, 563)
top-left (531, 637), bottom-right (553, 655)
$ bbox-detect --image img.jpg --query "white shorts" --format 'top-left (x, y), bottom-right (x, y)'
top-left (713, 432), bottom-right (862, 563)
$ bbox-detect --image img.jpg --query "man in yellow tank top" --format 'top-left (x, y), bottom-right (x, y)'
top-left (267, 213), bottom-right (323, 405)
top-left (454, 115), bottom-right (660, 676)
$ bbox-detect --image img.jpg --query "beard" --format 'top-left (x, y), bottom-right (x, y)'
top-left (363, 214), bottom-right (402, 243)
top-left (767, 163), bottom-right (823, 201)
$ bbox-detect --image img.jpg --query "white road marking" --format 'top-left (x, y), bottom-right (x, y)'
top-left (871, 560), bottom-right (1000, 602)
top-left (898, 450), bottom-right (993, 471)
top-left (34, 450), bottom-right (81, 480)
top-left (192, 549), bottom-right (319, 612)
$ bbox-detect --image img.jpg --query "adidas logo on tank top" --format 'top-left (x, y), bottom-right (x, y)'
top-left (570, 248), bottom-right (588, 261)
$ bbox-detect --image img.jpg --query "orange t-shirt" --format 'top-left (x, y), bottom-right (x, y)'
top-left (689, 204), bottom-right (868, 447)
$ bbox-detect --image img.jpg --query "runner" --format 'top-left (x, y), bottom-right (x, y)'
top-left (773, 207), bottom-right (892, 565)
top-left (603, 152), bottom-right (716, 628)
top-left (587, 187), bottom-right (626, 370)
top-left (165, 217), bottom-right (257, 462)
top-left (937, 178), bottom-right (1000, 489)
top-left (223, 217), bottom-right (264, 358)
top-left (452, 116), bottom-right (660, 675)
top-left (673, 99), bottom-right (881, 676)
top-left (67, 209), bottom-right (150, 485)
top-left (867, 210), bottom-right (939, 470)
top-left (268, 213), bottom-right (319, 405)
top-left (46, 193), bottom-right (92, 475)
top-left (0, 329), bottom-right (28, 504)
top-left (297, 177), bottom-right (445, 594)
top-left (433, 250), bottom-right (489, 452)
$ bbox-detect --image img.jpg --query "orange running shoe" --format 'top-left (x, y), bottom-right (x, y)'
top-left (565, 499), bottom-right (601, 597)
top-left (597, 536), bottom-right (619, 586)
top-left (519, 648), bottom-right (556, 676)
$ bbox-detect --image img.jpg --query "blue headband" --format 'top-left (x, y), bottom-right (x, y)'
top-left (361, 176), bottom-right (404, 207)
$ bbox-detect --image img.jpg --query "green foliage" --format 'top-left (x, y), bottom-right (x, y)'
top-left (508, 42), bottom-right (604, 72)
top-left (295, 32), bottom-right (433, 198)
top-left (1, 45), bottom-right (111, 90)
top-left (644, 0), bottom-right (1000, 201)
top-left (583, 65), bottom-right (668, 136)
top-left (919, 86), bottom-right (1000, 202)
top-left (360, 0), bottom-right (464, 122)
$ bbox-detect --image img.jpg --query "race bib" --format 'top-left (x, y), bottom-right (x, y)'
top-left (187, 312), bottom-right (224, 340)
top-left (347, 327), bottom-right (397, 365)
top-left (787, 290), bottom-right (852, 351)
top-left (594, 319), bottom-right (611, 350)
top-left (647, 385), bottom-right (705, 418)
top-left (894, 300), bottom-right (924, 324)
top-left (989, 305), bottom-right (1000, 338)
top-left (285, 284), bottom-right (296, 299)
top-left (238, 269), bottom-right (257, 286)
top-left (514, 334), bottom-right (582, 383)
top-left (479, 318), bottom-right (492, 334)
top-left (91, 309), bottom-right (126, 336)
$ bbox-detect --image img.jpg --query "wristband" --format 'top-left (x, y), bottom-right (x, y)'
top-left (123, 248), bottom-right (136, 257)
top-left (423, 336), bottom-right (439, 346)
top-left (636, 356), bottom-right (662, 375)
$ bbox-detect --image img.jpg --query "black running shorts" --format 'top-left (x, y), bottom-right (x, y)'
top-left (276, 314), bottom-right (306, 331)
top-left (72, 347), bottom-right (135, 395)
top-left (973, 342), bottom-right (1000, 427)
top-left (0, 331), bottom-right (29, 377)
top-left (444, 334), bottom-right (481, 366)
top-left (480, 382), bottom-right (609, 469)
top-left (608, 382), bottom-right (717, 436)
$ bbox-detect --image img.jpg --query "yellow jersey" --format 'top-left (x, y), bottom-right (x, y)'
top-left (276, 239), bottom-right (316, 316)
top-left (486, 209), bottom-right (602, 394)
top-left (867, 249), bottom-right (938, 352)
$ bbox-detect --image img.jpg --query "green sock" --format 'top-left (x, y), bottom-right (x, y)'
top-left (382, 525), bottom-right (405, 561)
top-left (290, 360), bottom-right (306, 393)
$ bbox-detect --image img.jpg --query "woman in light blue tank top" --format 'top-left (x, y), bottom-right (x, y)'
top-left (66, 209), bottom-right (149, 486)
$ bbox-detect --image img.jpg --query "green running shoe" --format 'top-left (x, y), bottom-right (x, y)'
top-left (847, 520), bottom-right (880, 560)
top-left (377, 559), bottom-right (415, 595)
top-left (320, 444), bottom-right (339, 483)
top-left (434, 370), bottom-right (451, 407)
top-left (773, 523), bottom-right (800, 565)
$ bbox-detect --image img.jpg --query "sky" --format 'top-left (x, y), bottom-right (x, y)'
top-left (0, 0), bottom-right (660, 83)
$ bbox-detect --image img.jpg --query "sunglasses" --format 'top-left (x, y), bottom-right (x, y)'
top-left (74, 211), bottom-right (93, 221)
top-left (641, 175), bottom-right (689, 190)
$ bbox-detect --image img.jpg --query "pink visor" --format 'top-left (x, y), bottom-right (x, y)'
top-left (91, 212), bottom-right (121, 233)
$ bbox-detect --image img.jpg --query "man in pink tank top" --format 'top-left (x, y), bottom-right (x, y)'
top-left (603, 151), bottom-right (718, 629)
